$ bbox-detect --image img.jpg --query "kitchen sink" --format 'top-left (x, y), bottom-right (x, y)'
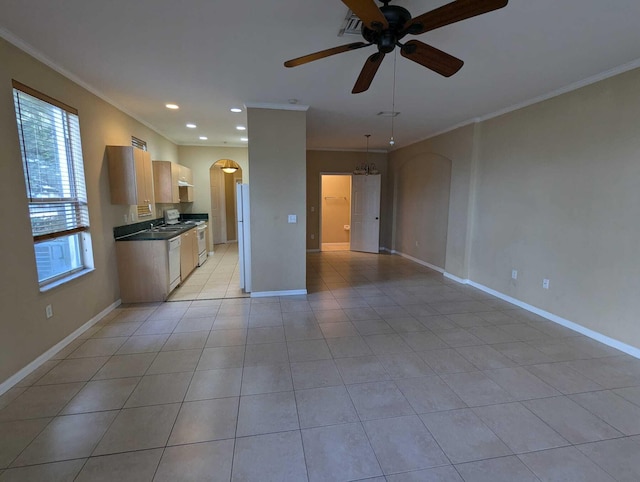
top-left (147, 226), bottom-right (184, 232)
top-left (158, 226), bottom-right (183, 231)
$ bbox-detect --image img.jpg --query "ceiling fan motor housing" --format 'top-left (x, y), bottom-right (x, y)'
top-left (362, 5), bottom-right (412, 53)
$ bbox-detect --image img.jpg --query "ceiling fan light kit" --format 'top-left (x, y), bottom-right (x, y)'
top-left (284, 0), bottom-right (509, 93)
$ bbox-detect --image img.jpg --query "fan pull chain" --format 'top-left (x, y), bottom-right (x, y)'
top-left (390, 50), bottom-right (397, 146)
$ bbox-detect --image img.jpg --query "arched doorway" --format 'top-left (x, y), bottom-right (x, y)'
top-left (210, 159), bottom-right (242, 244)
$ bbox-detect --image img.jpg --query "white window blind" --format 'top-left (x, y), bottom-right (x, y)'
top-left (13, 81), bottom-right (90, 242)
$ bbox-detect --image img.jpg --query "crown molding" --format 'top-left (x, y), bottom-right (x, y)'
top-left (244, 102), bottom-right (310, 111)
top-left (0, 27), bottom-right (177, 145)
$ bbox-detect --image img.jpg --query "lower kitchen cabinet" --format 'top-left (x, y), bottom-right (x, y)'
top-left (116, 240), bottom-right (171, 303)
top-left (180, 228), bottom-right (198, 280)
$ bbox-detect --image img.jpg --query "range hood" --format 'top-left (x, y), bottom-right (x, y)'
top-left (178, 180), bottom-right (194, 187)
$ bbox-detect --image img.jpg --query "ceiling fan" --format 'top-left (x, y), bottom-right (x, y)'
top-left (284, 0), bottom-right (508, 93)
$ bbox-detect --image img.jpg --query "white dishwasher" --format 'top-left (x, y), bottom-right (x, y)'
top-left (168, 235), bottom-right (182, 291)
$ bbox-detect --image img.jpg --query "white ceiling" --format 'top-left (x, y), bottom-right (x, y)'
top-left (2, 0), bottom-right (640, 151)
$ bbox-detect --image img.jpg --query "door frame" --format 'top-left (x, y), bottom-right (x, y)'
top-left (319, 172), bottom-right (352, 251)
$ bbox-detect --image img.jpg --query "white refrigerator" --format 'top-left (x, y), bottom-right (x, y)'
top-left (236, 183), bottom-right (251, 293)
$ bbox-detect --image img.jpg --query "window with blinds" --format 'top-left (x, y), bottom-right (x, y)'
top-left (13, 80), bottom-right (93, 287)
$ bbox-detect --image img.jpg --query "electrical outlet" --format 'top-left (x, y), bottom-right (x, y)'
top-left (512, 269), bottom-right (518, 280)
top-left (45, 304), bottom-right (53, 319)
top-left (542, 279), bottom-right (550, 289)
top-left (124, 214), bottom-right (128, 223)
top-left (310, 206), bottom-right (315, 212)
top-left (415, 240), bottom-right (419, 247)
top-left (310, 234), bottom-right (315, 239)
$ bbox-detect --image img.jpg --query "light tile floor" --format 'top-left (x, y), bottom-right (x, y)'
top-left (168, 243), bottom-right (248, 301)
top-left (1, 250), bottom-right (640, 481)
top-left (321, 242), bottom-right (350, 252)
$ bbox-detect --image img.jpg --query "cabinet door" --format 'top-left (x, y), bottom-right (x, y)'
top-left (170, 163), bottom-right (180, 202)
top-left (180, 231), bottom-right (193, 280)
top-left (107, 146), bottom-right (137, 204)
top-left (140, 150), bottom-right (154, 205)
top-left (134, 148), bottom-right (148, 205)
top-left (153, 161), bottom-right (180, 203)
top-left (107, 146), bottom-right (154, 206)
top-left (179, 186), bottom-right (194, 203)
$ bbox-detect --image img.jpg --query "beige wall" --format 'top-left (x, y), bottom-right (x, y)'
top-left (321, 175), bottom-right (351, 244)
top-left (0, 38), bottom-right (177, 383)
top-left (390, 66), bottom-right (640, 350)
top-left (307, 150), bottom-right (388, 251)
top-left (248, 107), bottom-right (307, 294)
top-left (470, 67), bottom-right (640, 349)
top-left (177, 146), bottom-right (248, 250)
top-left (388, 124), bottom-right (476, 277)
top-left (392, 153), bottom-right (452, 268)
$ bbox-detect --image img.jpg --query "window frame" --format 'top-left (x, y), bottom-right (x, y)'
top-left (12, 80), bottom-right (94, 289)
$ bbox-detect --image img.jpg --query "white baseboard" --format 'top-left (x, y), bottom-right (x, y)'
top-left (251, 289), bottom-right (308, 298)
top-left (444, 272), bottom-right (470, 284)
top-left (390, 250), bottom-right (444, 274)
top-left (0, 299), bottom-right (122, 395)
top-left (457, 279), bottom-right (640, 360)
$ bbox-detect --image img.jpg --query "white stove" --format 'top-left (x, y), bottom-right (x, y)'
top-left (164, 209), bottom-right (208, 266)
top-left (164, 208), bottom-right (181, 226)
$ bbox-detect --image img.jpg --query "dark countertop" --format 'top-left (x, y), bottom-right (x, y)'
top-left (113, 214), bottom-right (208, 239)
top-left (116, 224), bottom-right (197, 241)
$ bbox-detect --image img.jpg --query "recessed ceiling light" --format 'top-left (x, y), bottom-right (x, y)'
top-left (165, 103), bottom-right (179, 110)
top-left (230, 107), bottom-right (242, 113)
top-left (236, 126), bottom-right (246, 131)
top-left (186, 123), bottom-right (197, 128)
top-left (240, 137), bottom-right (248, 142)
top-left (199, 136), bottom-right (208, 140)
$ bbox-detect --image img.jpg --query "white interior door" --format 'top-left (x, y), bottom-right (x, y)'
top-left (350, 174), bottom-right (381, 253)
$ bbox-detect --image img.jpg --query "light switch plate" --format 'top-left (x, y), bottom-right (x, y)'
top-left (288, 214), bottom-right (297, 224)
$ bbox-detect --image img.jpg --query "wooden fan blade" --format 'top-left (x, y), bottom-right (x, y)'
top-left (342, 0), bottom-right (389, 30)
top-left (400, 40), bottom-right (463, 77)
top-left (284, 42), bottom-right (370, 67)
top-left (352, 52), bottom-right (385, 94)
top-left (403, 0), bottom-right (508, 36)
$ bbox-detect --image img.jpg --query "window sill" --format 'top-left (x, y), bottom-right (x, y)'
top-left (39, 268), bottom-right (95, 293)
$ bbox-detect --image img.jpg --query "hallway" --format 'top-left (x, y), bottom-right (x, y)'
top-left (168, 243), bottom-right (248, 301)
top-left (1, 251), bottom-right (639, 480)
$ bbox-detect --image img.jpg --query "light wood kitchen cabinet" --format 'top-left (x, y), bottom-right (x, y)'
top-left (152, 160), bottom-right (180, 203)
top-left (116, 240), bottom-right (170, 303)
top-left (107, 146), bottom-right (154, 206)
top-left (180, 228), bottom-right (198, 280)
top-left (178, 165), bottom-right (194, 203)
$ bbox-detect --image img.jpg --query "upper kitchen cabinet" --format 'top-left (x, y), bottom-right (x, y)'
top-left (106, 146), bottom-right (154, 206)
top-left (153, 160), bottom-right (180, 204)
top-left (178, 165), bottom-right (194, 203)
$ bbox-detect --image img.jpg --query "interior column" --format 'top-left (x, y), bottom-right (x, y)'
top-left (246, 105), bottom-right (308, 296)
